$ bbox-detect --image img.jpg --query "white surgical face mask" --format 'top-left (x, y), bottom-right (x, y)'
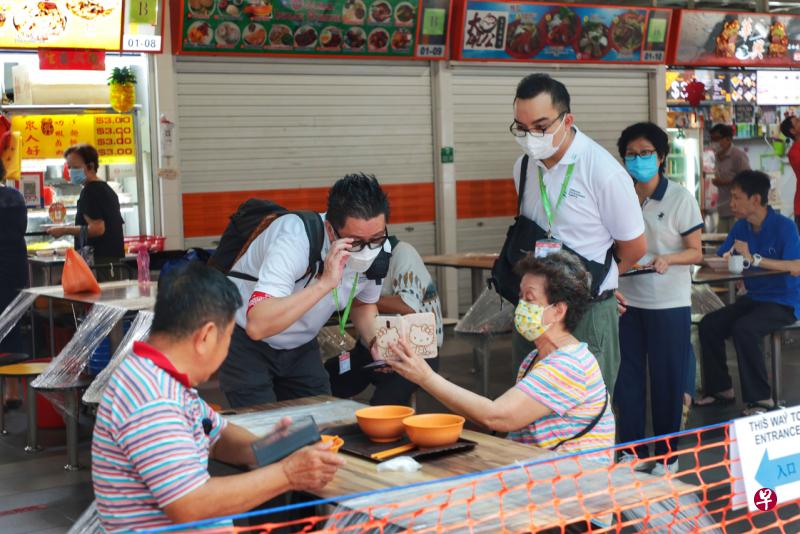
top-left (515, 116), bottom-right (567, 160)
top-left (347, 245), bottom-right (381, 273)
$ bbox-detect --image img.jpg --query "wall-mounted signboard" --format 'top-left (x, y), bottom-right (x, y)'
top-left (451, 0), bottom-right (672, 64)
top-left (173, 0), bottom-right (451, 60)
top-left (671, 9), bottom-right (800, 67)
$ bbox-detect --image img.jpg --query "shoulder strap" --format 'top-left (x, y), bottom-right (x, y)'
top-left (551, 391), bottom-right (609, 451)
top-left (518, 155), bottom-right (529, 215)
top-left (291, 211), bottom-right (326, 286)
top-left (227, 212), bottom-right (325, 286)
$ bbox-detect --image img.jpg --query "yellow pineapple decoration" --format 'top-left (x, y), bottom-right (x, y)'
top-left (108, 67), bottom-right (136, 113)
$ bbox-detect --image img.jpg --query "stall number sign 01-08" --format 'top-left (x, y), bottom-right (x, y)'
top-left (123, 35), bottom-right (162, 52)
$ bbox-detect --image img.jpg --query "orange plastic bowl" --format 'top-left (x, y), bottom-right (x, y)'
top-left (403, 414), bottom-right (465, 448)
top-left (355, 405), bottom-right (416, 443)
top-left (320, 434), bottom-right (344, 453)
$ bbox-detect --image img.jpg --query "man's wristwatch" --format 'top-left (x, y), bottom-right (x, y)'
top-left (753, 253), bottom-right (763, 267)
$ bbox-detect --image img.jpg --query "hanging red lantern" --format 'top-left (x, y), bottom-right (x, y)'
top-left (686, 79), bottom-right (706, 108)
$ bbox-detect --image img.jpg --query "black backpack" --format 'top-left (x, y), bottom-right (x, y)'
top-left (208, 199), bottom-right (325, 285)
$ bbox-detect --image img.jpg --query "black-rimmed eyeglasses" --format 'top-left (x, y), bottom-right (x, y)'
top-left (333, 228), bottom-right (388, 252)
top-left (510, 113), bottom-right (566, 138)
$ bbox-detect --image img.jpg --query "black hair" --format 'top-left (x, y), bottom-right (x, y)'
top-left (326, 173), bottom-right (390, 231)
top-left (151, 262), bottom-right (242, 339)
top-left (514, 251), bottom-right (590, 332)
top-left (781, 117), bottom-right (796, 140)
top-left (617, 122), bottom-right (670, 175)
top-left (64, 143), bottom-right (100, 172)
top-left (732, 170), bottom-right (771, 207)
top-left (710, 124), bottom-right (734, 140)
top-left (515, 73), bottom-right (571, 115)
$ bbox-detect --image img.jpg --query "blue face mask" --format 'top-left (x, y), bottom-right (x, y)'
top-left (69, 168), bottom-right (87, 185)
top-left (625, 153), bottom-right (659, 183)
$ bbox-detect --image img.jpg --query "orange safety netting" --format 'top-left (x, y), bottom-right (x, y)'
top-left (165, 423), bottom-right (799, 533)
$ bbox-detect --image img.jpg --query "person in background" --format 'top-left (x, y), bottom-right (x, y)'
top-left (780, 115), bottom-right (800, 231)
top-left (220, 174), bottom-right (388, 407)
top-left (92, 263), bottom-right (343, 533)
top-left (615, 123), bottom-right (704, 475)
top-left (695, 171), bottom-right (800, 416)
top-left (389, 252), bottom-right (614, 457)
top-left (0, 160), bottom-right (29, 408)
top-left (46, 144), bottom-right (125, 278)
top-left (709, 124), bottom-right (751, 233)
top-left (509, 73), bottom-right (646, 391)
top-left (325, 236), bottom-right (443, 406)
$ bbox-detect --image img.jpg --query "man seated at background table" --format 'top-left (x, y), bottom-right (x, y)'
top-left (92, 263), bottom-right (343, 533)
top-left (695, 171), bottom-right (800, 416)
top-left (325, 236), bottom-right (443, 406)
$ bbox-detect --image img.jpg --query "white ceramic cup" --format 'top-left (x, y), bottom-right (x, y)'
top-left (728, 254), bottom-right (751, 274)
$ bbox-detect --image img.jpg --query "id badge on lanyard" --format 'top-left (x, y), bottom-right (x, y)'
top-left (332, 273), bottom-right (359, 374)
top-left (535, 238), bottom-right (563, 258)
top-left (535, 163), bottom-right (574, 258)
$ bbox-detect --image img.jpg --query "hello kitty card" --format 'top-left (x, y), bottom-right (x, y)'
top-left (373, 312), bottom-right (438, 361)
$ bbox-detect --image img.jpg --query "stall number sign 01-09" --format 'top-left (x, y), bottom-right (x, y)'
top-left (11, 114), bottom-right (136, 165)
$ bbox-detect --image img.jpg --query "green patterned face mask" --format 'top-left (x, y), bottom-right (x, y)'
top-left (514, 300), bottom-right (553, 342)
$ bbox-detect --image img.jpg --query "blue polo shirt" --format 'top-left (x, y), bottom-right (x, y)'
top-left (718, 207), bottom-right (800, 318)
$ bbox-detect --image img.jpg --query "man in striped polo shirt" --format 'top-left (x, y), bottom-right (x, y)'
top-left (92, 263), bottom-right (344, 532)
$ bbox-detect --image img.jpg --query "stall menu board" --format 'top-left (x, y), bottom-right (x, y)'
top-left (11, 114), bottom-right (135, 165)
top-left (0, 1), bottom-right (124, 50)
top-left (176, 0), bottom-right (450, 59)
top-left (757, 70), bottom-right (800, 106)
top-left (665, 69), bottom-right (760, 105)
top-left (451, 1), bottom-right (671, 63)
top-left (672, 9), bottom-right (800, 67)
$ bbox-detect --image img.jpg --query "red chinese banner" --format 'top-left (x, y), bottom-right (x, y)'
top-left (38, 49), bottom-right (106, 71)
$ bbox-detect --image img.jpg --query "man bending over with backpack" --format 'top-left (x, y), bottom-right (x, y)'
top-left (219, 174), bottom-right (390, 407)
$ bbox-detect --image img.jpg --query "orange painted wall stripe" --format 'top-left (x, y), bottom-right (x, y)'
top-left (182, 183), bottom-right (435, 238)
top-left (456, 179), bottom-right (517, 219)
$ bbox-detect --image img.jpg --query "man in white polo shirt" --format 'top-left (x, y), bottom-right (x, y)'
top-left (506, 73), bottom-right (646, 390)
top-left (219, 174), bottom-right (390, 407)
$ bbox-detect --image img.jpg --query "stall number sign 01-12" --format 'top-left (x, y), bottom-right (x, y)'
top-left (11, 114), bottom-right (136, 165)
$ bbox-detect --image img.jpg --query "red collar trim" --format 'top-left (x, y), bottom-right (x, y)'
top-left (133, 341), bottom-right (192, 388)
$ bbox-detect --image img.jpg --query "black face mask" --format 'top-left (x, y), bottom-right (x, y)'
top-left (364, 247), bottom-right (391, 283)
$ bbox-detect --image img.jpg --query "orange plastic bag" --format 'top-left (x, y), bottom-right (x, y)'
top-left (62, 248), bottom-right (101, 295)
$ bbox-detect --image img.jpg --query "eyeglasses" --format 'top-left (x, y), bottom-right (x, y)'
top-left (624, 150), bottom-right (657, 159)
top-left (333, 228), bottom-right (388, 252)
top-left (510, 113), bottom-right (566, 138)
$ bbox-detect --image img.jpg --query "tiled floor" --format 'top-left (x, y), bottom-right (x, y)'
top-left (1, 330), bottom-right (799, 532)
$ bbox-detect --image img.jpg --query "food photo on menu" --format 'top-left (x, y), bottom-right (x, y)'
top-left (5, 0), bottom-right (121, 46)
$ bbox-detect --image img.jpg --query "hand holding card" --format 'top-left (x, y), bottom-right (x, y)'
top-left (372, 312), bottom-right (438, 362)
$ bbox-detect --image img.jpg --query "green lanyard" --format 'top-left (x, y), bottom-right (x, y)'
top-left (332, 273), bottom-right (359, 338)
top-left (538, 163), bottom-right (575, 236)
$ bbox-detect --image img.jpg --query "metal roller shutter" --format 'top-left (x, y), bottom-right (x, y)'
top-left (175, 57), bottom-right (436, 255)
top-left (451, 65), bottom-right (652, 311)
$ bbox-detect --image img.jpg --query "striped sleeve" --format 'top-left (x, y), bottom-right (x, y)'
top-left (200, 399), bottom-right (228, 447)
top-left (116, 400), bottom-right (210, 507)
top-left (515, 355), bottom-right (588, 416)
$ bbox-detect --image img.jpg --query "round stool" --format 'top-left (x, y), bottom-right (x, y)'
top-left (0, 363), bottom-right (50, 451)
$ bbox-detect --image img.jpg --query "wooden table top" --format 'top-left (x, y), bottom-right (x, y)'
top-left (23, 280), bottom-right (156, 311)
top-left (700, 233), bottom-right (728, 243)
top-left (0, 362), bottom-right (51, 376)
top-left (692, 259), bottom-right (789, 285)
top-left (230, 396), bottom-right (698, 530)
top-left (422, 253), bottom-right (498, 270)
